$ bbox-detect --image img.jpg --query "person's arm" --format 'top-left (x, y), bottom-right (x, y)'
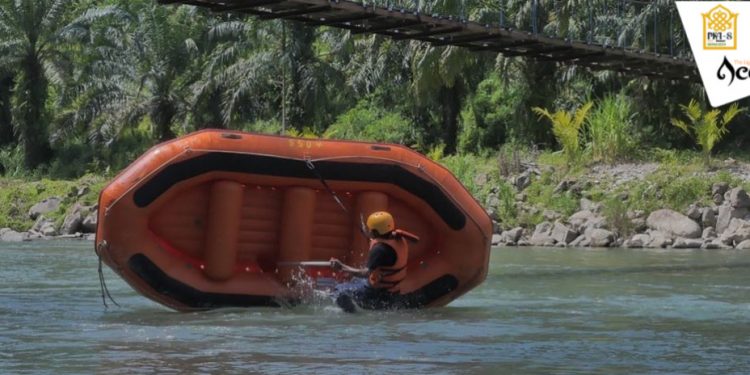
top-left (330, 258), bottom-right (369, 278)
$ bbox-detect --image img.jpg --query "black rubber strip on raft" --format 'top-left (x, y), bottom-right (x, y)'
top-left (128, 253), bottom-right (458, 310)
top-left (132, 152), bottom-right (466, 230)
top-left (128, 253), bottom-right (281, 309)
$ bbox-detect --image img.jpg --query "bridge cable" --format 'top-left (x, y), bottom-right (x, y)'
top-left (499, 0), bottom-right (505, 27)
top-left (669, 7), bottom-right (674, 56)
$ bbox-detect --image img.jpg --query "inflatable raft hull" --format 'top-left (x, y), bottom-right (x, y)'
top-left (96, 130), bottom-right (492, 311)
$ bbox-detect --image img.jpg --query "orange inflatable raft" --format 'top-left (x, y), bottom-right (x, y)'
top-left (95, 130), bottom-right (492, 311)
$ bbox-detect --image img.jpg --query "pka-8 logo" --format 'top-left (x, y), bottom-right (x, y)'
top-left (703, 4), bottom-right (738, 50)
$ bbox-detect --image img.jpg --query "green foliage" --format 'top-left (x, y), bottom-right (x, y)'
top-left (464, 73), bottom-right (522, 151)
top-left (0, 0), bottom-right (72, 168)
top-left (586, 93), bottom-right (638, 164)
top-left (326, 102), bottom-right (420, 145)
top-left (602, 197), bottom-right (633, 237)
top-left (623, 167), bottom-right (716, 213)
top-left (0, 0), bottom-right (744, 184)
top-left (426, 143), bottom-right (446, 161)
top-left (494, 181), bottom-right (519, 228)
top-left (671, 100), bottom-right (746, 166)
top-left (525, 172), bottom-right (580, 218)
top-left (436, 152), bottom-right (502, 206)
top-left (532, 102), bottom-right (593, 165)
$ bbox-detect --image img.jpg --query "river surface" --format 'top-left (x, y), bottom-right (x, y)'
top-left (2, 241), bottom-right (750, 374)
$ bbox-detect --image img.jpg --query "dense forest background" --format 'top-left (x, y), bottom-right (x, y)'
top-left (0, 0), bottom-right (748, 179)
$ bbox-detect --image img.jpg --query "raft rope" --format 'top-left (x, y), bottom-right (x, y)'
top-left (95, 241), bottom-right (120, 308)
top-left (305, 158), bottom-right (349, 214)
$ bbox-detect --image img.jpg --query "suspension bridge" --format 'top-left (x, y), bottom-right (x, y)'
top-left (159, 0), bottom-right (698, 81)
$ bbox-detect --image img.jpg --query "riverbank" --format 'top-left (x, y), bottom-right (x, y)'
top-left (0, 175), bottom-right (106, 242)
top-left (481, 153), bottom-right (750, 250)
top-left (1, 151), bottom-right (749, 249)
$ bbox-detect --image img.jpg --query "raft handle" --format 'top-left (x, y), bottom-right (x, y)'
top-left (221, 133), bottom-right (243, 140)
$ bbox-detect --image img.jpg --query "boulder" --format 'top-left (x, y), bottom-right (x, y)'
top-left (28, 197), bottom-right (62, 220)
top-left (551, 222), bottom-right (577, 245)
top-left (702, 227), bottom-right (717, 240)
top-left (701, 207), bottom-right (717, 228)
top-left (31, 216), bottom-right (57, 237)
top-left (716, 205), bottom-right (749, 234)
top-left (0, 228), bottom-right (27, 242)
top-left (60, 204), bottom-right (85, 235)
top-left (736, 240), bottom-right (750, 250)
top-left (585, 228), bottom-right (614, 247)
top-left (646, 230), bottom-right (673, 248)
top-left (623, 233), bottom-right (650, 248)
top-left (543, 209), bottom-right (561, 221)
top-left (492, 234), bottom-right (502, 246)
top-left (500, 227), bottom-right (524, 245)
top-left (727, 188), bottom-right (750, 209)
top-left (530, 222), bottom-right (556, 246)
top-left (569, 181), bottom-right (589, 196)
top-left (712, 182), bottom-right (730, 198)
top-left (485, 193), bottom-right (501, 221)
top-left (580, 198), bottom-right (603, 213)
top-left (26, 231), bottom-right (44, 240)
top-left (685, 204), bottom-right (702, 221)
top-left (646, 209), bottom-right (701, 238)
top-left (569, 210), bottom-right (607, 233)
top-left (77, 185), bottom-right (90, 198)
top-left (713, 193), bottom-right (725, 205)
top-left (514, 171), bottom-right (531, 191)
top-left (719, 218), bottom-right (750, 246)
top-left (553, 179), bottom-right (576, 194)
top-left (702, 239), bottom-right (732, 250)
top-left (671, 237), bottom-right (703, 249)
top-left (569, 234), bottom-right (589, 247)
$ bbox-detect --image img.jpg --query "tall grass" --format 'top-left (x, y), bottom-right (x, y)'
top-left (586, 94), bottom-right (638, 164)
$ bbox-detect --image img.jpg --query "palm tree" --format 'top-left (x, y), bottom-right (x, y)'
top-left (196, 18), bottom-right (347, 133)
top-left (404, 0), bottom-right (484, 154)
top-left (671, 100), bottom-right (745, 166)
top-left (0, 0), bottom-right (74, 168)
top-left (60, 1), bottom-right (203, 144)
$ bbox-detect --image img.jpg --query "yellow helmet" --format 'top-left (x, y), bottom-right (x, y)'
top-left (366, 211), bottom-right (394, 236)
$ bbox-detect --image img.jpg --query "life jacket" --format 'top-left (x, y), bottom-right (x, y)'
top-left (367, 230), bottom-right (418, 293)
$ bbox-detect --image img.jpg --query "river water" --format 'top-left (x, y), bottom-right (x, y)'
top-left (2, 241), bottom-right (750, 374)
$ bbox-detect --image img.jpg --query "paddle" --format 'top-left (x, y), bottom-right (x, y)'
top-left (277, 261), bottom-right (333, 268)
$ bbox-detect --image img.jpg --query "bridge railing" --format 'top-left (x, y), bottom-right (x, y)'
top-left (350, 0), bottom-right (691, 60)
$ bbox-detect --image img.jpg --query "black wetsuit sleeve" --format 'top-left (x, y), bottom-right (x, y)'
top-left (366, 243), bottom-right (397, 271)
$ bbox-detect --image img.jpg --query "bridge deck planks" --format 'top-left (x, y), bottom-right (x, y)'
top-left (159, 0), bottom-right (697, 80)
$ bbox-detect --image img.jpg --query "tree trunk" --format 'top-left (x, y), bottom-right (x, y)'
top-left (287, 23), bottom-right (315, 130)
top-left (152, 98), bottom-right (176, 142)
top-left (441, 83), bottom-right (462, 155)
top-left (19, 55), bottom-right (52, 169)
top-left (0, 73), bottom-right (15, 146)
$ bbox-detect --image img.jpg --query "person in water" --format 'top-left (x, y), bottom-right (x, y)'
top-left (329, 211), bottom-right (419, 312)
